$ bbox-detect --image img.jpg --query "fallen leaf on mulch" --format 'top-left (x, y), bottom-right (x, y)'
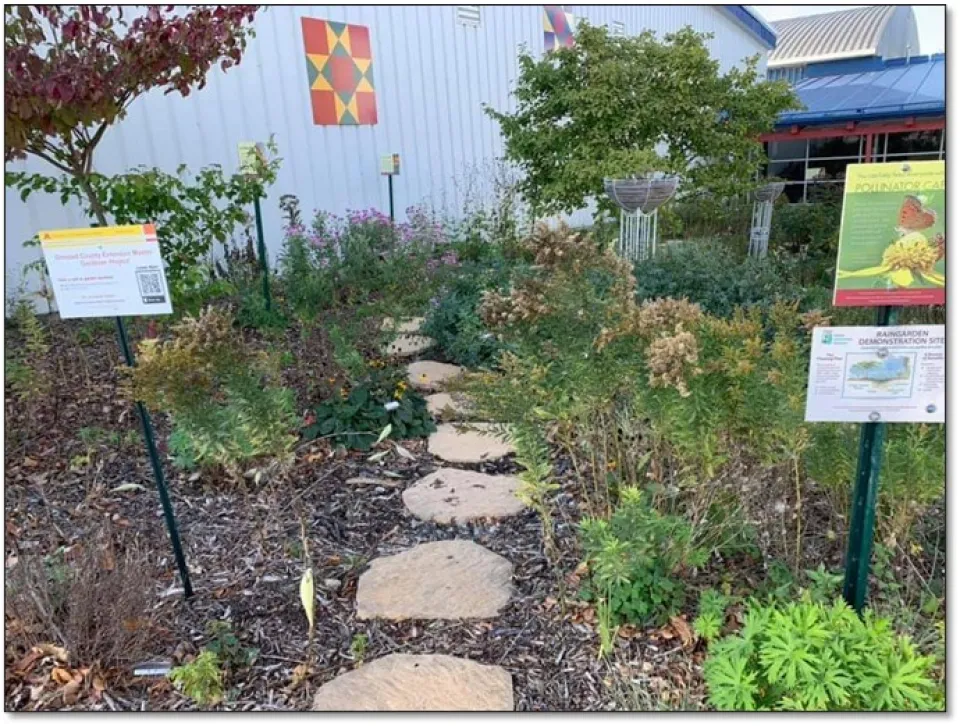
top-left (669, 615), bottom-right (695, 648)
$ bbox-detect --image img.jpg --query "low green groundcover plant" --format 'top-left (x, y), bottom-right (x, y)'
top-left (704, 596), bottom-right (941, 711)
top-left (302, 367), bottom-right (435, 451)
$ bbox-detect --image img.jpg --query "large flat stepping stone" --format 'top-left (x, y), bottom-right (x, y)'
top-left (425, 392), bottom-right (473, 420)
top-left (428, 423), bottom-right (514, 464)
top-left (384, 334), bottom-right (435, 357)
top-left (356, 540), bottom-right (512, 620)
top-left (407, 360), bottom-right (464, 392)
top-left (311, 654), bottom-right (513, 711)
top-left (381, 316), bottom-right (424, 333)
top-left (403, 468), bottom-right (525, 523)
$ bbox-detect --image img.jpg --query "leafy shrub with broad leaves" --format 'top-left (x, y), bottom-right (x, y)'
top-left (302, 366), bottom-right (435, 451)
top-left (129, 307), bottom-right (297, 474)
top-left (704, 596), bottom-right (941, 711)
top-left (769, 185), bottom-right (843, 286)
top-left (579, 487), bottom-right (707, 627)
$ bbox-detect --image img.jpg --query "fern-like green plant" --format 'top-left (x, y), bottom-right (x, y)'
top-left (704, 596), bottom-right (940, 712)
top-left (693, 588), bottom-right (732, 643)
top-left (169, 650), bottom-right (224, 707)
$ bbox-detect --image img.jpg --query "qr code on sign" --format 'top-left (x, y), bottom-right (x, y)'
top-left (136, 268), bottom-right (167, 304)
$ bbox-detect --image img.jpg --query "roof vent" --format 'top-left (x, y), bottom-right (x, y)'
top-left (456, 5), bottom-right (481, 28)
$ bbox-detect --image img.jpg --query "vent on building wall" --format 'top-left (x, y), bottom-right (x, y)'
top-left (611, 20), bottom-right (625, 37)
top-left (457, 5), bottom-right (481, 27)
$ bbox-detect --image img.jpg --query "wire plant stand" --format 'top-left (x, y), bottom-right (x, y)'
top-left (748, 182), bottom-right (785, 258)
top-left (604, 175), bottom-right (679, 262)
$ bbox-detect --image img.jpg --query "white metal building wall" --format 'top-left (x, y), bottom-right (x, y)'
top-left (4, 5), bottom-right (769, 295)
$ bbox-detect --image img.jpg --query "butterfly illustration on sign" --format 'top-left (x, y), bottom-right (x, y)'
top-left (896, 194), bottom-right (937, 234)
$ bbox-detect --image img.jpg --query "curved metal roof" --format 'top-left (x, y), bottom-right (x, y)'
top-left (768, 6), bottom-right (897, 68)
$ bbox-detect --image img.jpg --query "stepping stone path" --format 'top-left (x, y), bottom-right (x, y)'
top-left (425, 392), bottom-right (473, 420)
top-left (355, 540), bottom-right (513, 620)
top-left (403, 468), bottom-right (525, 524)
top-left (382, 317), bottom-right (435, 358)
top-left (312, 654), bottom-right (514, 711)
top-left (406, 360), bottom-right (464, 392)
top-left (428, 423), bottom-right (514, 464)
top-left (314, 347), bottom-right (520, 711)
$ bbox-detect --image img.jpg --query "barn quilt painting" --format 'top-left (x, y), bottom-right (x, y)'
top-left (301, 18), bottom-right (377, 126)
top-left (543, 6), bottom-right (575, 51)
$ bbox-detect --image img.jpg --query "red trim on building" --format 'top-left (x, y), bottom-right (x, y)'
top-left (761, 118), bottom-right (945, 142)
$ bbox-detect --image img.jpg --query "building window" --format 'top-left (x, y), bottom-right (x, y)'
top-left (456, 5), bottom-right (481, 27)
top-left (610, 20), bottom-right (625, 37)
top-left (882, 129), bottom-right (942, 159)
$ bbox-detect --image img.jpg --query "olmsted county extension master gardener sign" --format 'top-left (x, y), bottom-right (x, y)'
top-left (805, 325), bottom-right (945, 423)
top-left (833, 161), bottom-right (945, 306)
top-left (39, 224), bottom-right (172, 318)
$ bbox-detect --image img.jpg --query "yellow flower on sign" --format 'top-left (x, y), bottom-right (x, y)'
top-left (837, 232), bottom-right (944, 289)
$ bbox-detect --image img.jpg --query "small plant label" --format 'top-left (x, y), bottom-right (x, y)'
top-left (380, 153), bottom-right (400, 175)
top-left (38, 224), bottom-right (172, 319)
top-left (805, 325), bottom-right (944, 423)
top-left (238, 141), bottom-right (267, 176)
top-left (833, 161), bottom-right (945, 307)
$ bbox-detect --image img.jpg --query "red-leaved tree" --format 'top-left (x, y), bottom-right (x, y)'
top-left (4, 5), bottom-right (259, 224)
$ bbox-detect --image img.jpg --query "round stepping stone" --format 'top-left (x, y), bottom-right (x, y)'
top-left (428, 423), bottom-right (514, 464)
top-left (311, 654), bottom-right (513, 711)
top-left (381, 316), bottom-right (425, 333)
top-left (403, 468), bottom-right (525, 523)
top-left (356, 540), bottom-right (512, 620)
top-left (384, 334), bottom-right (435, 357)
top-left (425, 392), bottom-right (472, 420)
top-left (406, 360), bottom-right (464, 392)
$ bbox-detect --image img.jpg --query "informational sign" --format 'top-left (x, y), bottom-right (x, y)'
top-left (39, 224), bottom-right (172, 319)
top-left (380, 153), bottom-right (400, 175)
top-left (805, 325), bottom-right (945, 423)
top-left (833, 160), bottom-right (945, 307)
top-left (238, 141), bottom-right (267, 176)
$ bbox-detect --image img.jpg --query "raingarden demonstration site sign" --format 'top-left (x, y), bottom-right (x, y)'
top-left (833, 160), bottom-right (945, 307)
top-left (39, 224), bottom-right (172, 319)
top-left (805, 325), bottom-right (945, 424)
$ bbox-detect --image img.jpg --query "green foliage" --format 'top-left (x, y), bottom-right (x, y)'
top-left (10, 147), bottom-right (279, 300)
top-left (169, 650), bottom-right (224, 707)
top-left (349, 633), bottom-right (369, 664)
top-left (580, 487), bottom-right (706, 627)
top-left (511, 425), bottom-right (559, 559)
top-left (694, 588), bottom-right (732, 643)
top-left (129, 307), bottom-right (297, 474)
top-left (6, 299), bottom-right (51, 405)
top-left (205, 621), bottom-right (258, 670)
top-left (487, 23), bottom-right (798, 215)
top-left (769, 185), bottom-right (843, 286)
top-left (633, 241), bottom-right (809, 318)
top-left (704, 596), bottom-right (940, 711)
top-left (302, 367), bottom-right (435, 451)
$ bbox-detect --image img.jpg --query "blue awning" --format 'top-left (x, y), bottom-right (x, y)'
top-left (776, 56), bottom-right (945, 127)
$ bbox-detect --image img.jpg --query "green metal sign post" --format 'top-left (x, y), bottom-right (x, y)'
top-left (253, 195), bottom-right (272, 313)
top-left (841, 305), bottom-right (898, 614)
top-left (115, 316), bottom-right (194, 599)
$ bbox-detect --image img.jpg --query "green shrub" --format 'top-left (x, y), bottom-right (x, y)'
top-left (694, 588), bottom-right (732, 643)
top-left (633, 242), bottom-right (809, 318)
top-left (130, 307), bottom-right (297, 474)
top-left (704, 596), bottom-right (941, 711)
top-left (579, 487), bottom-right (707, 627)
top-left (302, 367), bottom-right (435, 451)
top-left (769, 186), bottom-right (843, 286)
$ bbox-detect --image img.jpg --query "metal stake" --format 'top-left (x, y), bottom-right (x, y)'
top-left (115, 317), bottom-right (194, 599)
top-left (842, 304), bottom-right (898, 614)
top-left (253, 195), bottom-right (272, 312)
top-left (387, 174), bottom-right (395, 222)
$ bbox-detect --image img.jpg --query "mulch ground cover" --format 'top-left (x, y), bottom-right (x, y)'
top-left (4, 316), bottom-right (702, 712)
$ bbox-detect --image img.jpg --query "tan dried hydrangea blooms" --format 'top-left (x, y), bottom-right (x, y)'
top-left (646, 325), bottom-right (701, 397)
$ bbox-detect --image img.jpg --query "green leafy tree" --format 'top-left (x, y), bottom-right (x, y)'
top-left (4, 5), bottom-right (259, 226)
top-left (486, 23), bottom-right (799, 215)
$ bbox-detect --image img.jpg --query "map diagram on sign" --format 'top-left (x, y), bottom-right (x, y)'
top-left (842, 353), bottom-right (915, 399)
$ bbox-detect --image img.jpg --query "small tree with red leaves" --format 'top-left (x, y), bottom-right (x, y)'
top-left (4, 5), bottom-right (259, 225)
